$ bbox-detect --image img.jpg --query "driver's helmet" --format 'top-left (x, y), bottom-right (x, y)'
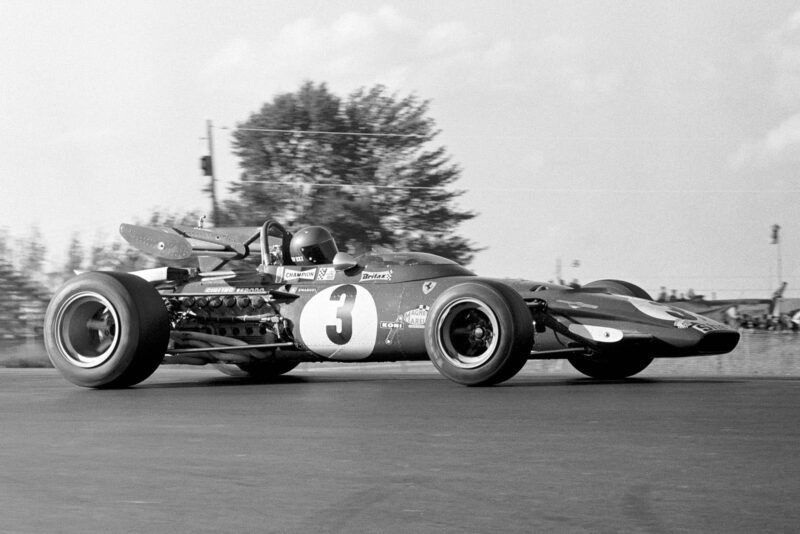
top-left (289, 226), bottom-right (338, 265)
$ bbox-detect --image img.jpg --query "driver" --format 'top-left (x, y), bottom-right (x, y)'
top-left (289, 226), bottom-right (339, 265)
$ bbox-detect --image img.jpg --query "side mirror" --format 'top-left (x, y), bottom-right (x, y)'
top-left (332, 252), bottom-right (358, 271)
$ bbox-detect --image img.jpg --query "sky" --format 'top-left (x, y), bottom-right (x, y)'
top-left (2, 0), bottom-right (800, 298)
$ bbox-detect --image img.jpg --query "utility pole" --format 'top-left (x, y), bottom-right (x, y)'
top-left (777, 229), bottom-right (782, 288)
top-left (771, 224), bottom-right (782, 288)
top-left (204, 119), bottom-right (220, 226)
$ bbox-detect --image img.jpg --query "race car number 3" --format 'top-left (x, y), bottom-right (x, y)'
top-left (299, 284), bottom-right (378, 360)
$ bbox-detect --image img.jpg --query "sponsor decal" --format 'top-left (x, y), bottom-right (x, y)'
top-left (422, 281), bottom-right (437, 294)
top-left (382, 305), bottom-right (430, 345)
top-left (692, 322), bottom-right (728, 334)
top-left (556, 299), bottom-right (599, 310)
top-left (360, 270), bottom-right (393, 282)
top-left (316, 267), bottom-right (336, 281)
top-left (402, 305), bottom-right (429, 328)
top-left (296, 287), bottom-right (318, 294)
top-left (278, 266), bottom-right (317, 282)
top-left (204, 287), bottom-right (268, 294)
top-left (674, 319), bottom-right (729, 333)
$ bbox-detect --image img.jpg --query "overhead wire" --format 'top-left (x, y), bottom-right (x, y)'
top-left (212, 126), bottom-right (800, 193)
top-left (233, 180), bottom-right (449, 191)
top-left (218, 126), bottom-right (427, 138)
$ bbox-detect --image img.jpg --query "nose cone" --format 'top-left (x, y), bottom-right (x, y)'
top-left (695, 329), bottom-right (740, 355)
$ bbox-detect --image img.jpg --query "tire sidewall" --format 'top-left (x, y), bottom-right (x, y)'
top-left (425, 281), bottom-right (532, 386)
top-left (44, 272), bottom-right (163, 388)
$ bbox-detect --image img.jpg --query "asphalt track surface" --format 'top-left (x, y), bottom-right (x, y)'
top-left (1, 365), bottom-right (799, 534)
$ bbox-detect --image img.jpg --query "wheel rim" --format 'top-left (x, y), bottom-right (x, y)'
top-left (54, 291), bottom-right (120, 368)
top-left (436, 298), bottom-right (500, 369)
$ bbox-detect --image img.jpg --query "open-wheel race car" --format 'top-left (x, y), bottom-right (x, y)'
top-left (44, 219), bottom-right (740, 388)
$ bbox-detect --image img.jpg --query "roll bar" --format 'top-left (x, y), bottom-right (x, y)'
top-left (259, 219), bottom-right (292, 269)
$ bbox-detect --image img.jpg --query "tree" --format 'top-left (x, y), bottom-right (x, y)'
top-left (16, 225), bottom-right (47, 276)
top-left (64, 233), bottom-right (84, 274)
top-left (227, 82), bottom-right (480, 264)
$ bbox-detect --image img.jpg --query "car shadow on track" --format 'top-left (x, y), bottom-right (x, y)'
top-left (133, 373), bottom-right (748, 389)
top-left (504, 376), bottom-right (748, 387)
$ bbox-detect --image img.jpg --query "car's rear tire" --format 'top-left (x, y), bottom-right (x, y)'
top-left (425, 281), bottom-right (533, 386)
top-left (236, 359), bottom-right (300, 379)
top-left (569, 278), bottom-right (654, 379)
top-left (44, 272), bottom-right (169, 388)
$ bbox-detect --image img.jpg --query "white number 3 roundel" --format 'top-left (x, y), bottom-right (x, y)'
top-left (298, 285), bottom-right (378, 360)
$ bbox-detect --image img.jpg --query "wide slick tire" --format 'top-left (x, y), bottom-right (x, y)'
top-left (425, 281), bottom-right (534, 386)
top-left (567, 354), bottom-right (654, 379)
top-left (236, 360), bottom-right (300, 379)
top-left (44, 272), bottom-right (169, 388)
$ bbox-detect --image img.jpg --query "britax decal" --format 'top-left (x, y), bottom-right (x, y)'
top-left (360, 270), bottom-right (393, 282)
top-left (278, 267), bottom-right (317, 282)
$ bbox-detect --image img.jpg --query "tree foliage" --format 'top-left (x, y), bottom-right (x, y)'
top-left (64, 234), bottom-right (84, 274)
top-left (226, 82), bottom-right (480, 264)
top-left (14, 225), bottom-right (47, 277)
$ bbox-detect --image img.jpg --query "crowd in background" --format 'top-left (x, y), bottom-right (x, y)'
top-left (724, 312), bottom-right (800, 332)
top-left (655, 286), bottom-right (800, 332)
top-left (656, 287), bottom-right (703, 302)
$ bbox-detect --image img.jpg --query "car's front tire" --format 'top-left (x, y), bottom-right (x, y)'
top-left (425, 281), bottom-right (533, 386)
top-left (569, 278), bottom-right (654, 379)
top-left (44, 272), bottom-right (169, 388)
top-left (567, 353), bottom-right (654, 379)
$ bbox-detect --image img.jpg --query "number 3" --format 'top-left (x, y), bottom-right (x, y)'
top-left (326, 285), bottom-right (357, 345)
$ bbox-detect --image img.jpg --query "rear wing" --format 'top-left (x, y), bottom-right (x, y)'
top-left (120, 220), bottom-right (293, 272)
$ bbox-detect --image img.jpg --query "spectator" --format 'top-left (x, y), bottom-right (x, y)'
top-left (657, 287), bottom-right (668, 302)
top-left (724, 305), bottom-right (739, 327)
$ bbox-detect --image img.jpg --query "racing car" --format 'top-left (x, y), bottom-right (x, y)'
top-left (44, 219), bottom-right (740, 388)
